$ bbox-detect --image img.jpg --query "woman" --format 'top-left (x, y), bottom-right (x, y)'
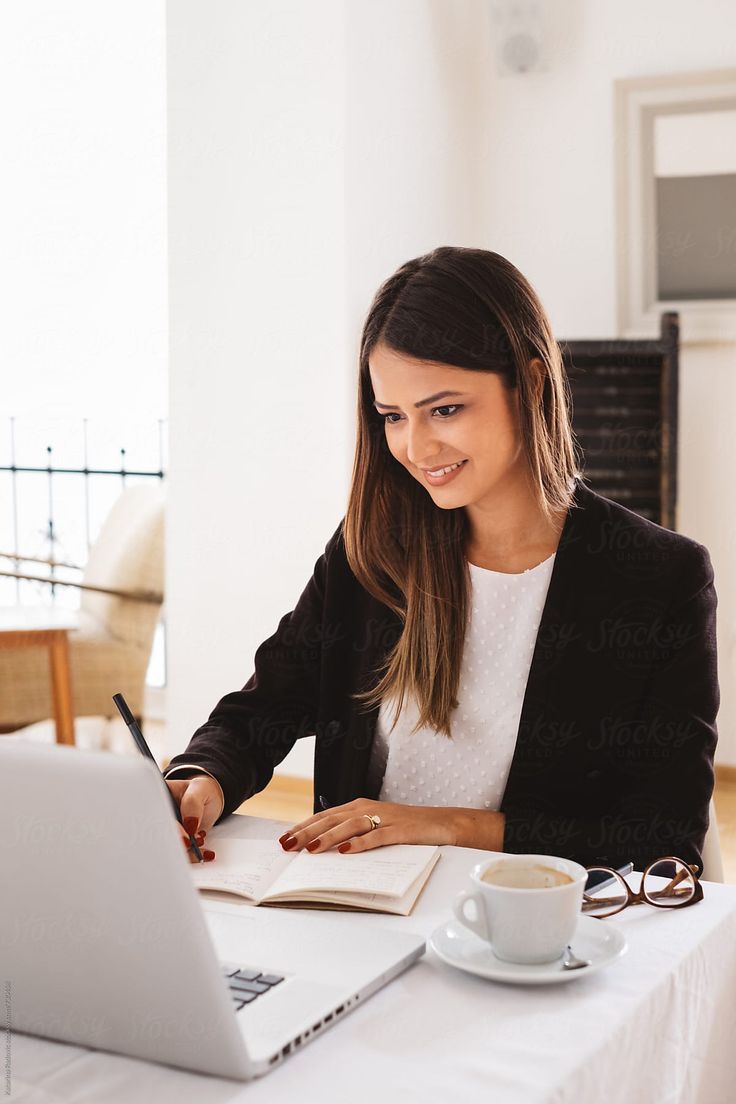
top-left (165, 246), bottom-right (719, 875)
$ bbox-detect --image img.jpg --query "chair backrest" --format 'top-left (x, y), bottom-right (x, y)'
top-left (701, 797), bottom-right (724, 883)
top-left (81, 482), bottom-right (165, 647)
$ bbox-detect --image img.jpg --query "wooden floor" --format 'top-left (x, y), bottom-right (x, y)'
top-left (236, 775), bottom-right (314, 825)
top-left (714, 774), bottom-right (736, 882)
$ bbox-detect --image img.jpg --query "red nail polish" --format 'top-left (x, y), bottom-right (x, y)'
top-left (183, 816), bottom-right (199, 834)
top-left (338, 842), bottom-right (351, 853)
top-left (203, 850), bottom-right (215, 861)
top-left (306, 840), bottom-right (320, 852)
top-left (282, 836), bottom-right (297, 850)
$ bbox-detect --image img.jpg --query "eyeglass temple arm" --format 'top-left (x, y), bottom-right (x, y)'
top-left (652, 864), bottom-right (699, 898)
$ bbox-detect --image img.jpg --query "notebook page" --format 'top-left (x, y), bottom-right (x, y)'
top-left (262, 843), bottom-right (440, 900)
top-left (262, 849), bottom-right (442, 915)
top-left (189, 838), bottom-right (294, 901)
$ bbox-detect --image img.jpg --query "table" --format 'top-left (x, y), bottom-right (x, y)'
top-left (10, 814), bottom-right (736, 1103)
top-left (0, 606), bottom-right (77, 745)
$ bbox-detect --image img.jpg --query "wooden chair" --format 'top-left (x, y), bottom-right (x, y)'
top-left (0, 482), bottom-right (164, 733)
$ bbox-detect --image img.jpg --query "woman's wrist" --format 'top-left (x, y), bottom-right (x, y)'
top-left (165, 764), bottom-right (226, 822)
top-left (451, 807), bottom-right (506, 852)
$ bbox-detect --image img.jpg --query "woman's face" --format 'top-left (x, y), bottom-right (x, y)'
top-left (368, 342), bottom-right (528, 507)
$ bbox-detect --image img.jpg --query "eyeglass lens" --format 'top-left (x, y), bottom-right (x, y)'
top-left (642, 858), bottom-right (696, 907)
top-left (583, 868), bottom-right (629, 917)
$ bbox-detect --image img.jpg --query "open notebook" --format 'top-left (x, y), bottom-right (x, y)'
top-left (189, 837), bottom-right (442, 916)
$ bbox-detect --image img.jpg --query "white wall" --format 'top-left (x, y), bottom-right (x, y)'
top-left (166, 0), bottom-right (351, 774)
top-left (167, 0), bottom-right (736, 770)
top-left (0, 2), bottom-right (167, 421)
top-left (478, 0), bottom-right (736, 761)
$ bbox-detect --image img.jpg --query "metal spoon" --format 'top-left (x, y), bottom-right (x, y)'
top-left (562, 944), bottom-right (591, 970)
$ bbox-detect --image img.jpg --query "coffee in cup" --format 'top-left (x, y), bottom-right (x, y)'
top-left (480, 863), bottom-right (573, 890)
top-left (453, 853), bottom-right (587, 965)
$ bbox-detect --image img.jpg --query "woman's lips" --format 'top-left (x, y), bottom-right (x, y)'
top-left (422, 459), bottom-right (469, 485)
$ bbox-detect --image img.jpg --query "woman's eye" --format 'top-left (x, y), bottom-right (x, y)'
top-left (381, 404), bottom-right (462, 425)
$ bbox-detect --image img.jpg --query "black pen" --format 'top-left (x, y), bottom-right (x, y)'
top-left (112, 692), bottom-right (204, 863)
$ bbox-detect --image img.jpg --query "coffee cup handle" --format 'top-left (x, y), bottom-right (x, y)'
top-left (453, 889), bottom-right (489, 941)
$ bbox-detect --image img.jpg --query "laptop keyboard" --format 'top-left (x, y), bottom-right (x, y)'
top-left (221, 963), bottom-right (285, 1012)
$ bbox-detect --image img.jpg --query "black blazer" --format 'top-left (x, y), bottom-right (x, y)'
top-left (165, 476), bottom-right (719, 873)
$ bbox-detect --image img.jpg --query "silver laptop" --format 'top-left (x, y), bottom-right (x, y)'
top-left (2, 741), bottom-right (425, 1080)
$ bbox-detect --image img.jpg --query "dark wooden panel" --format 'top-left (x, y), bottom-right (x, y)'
top-left (559, 313), bottom-right (679, 530)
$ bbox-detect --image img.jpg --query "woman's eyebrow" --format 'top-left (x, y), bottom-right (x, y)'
top-left (373, 390), bottom-right (468, 411)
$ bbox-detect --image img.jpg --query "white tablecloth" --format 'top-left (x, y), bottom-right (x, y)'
top-left (10, 815), bottom-right (736, 1103)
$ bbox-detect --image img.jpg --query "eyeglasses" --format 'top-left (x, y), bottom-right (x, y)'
top-left (582, 856), bottom-right (704, 918)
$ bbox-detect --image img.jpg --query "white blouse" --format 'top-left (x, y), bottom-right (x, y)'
top-left (365, 552), bottom-right (557, 811)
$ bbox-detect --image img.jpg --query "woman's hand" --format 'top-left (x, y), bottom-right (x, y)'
top-left (165, 775), bottom-right (223, 863)
top-left (278, 798), bottom-right (463, 854)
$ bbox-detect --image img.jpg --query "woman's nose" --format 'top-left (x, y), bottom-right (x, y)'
top-left (405, 422), bottom-right (441, 468)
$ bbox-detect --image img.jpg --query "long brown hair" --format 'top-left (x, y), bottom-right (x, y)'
top-left (343, 246), bottom-right (583, 740)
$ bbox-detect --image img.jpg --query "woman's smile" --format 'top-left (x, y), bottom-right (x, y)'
top-left (422, 458), bottom-right (469, 485)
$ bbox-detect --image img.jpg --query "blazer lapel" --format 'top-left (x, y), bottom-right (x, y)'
top-left (500, 476), bottom-right (594, 811)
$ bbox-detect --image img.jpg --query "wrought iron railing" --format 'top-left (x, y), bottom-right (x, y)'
top-left (0, 415), bottom-right (167, 685)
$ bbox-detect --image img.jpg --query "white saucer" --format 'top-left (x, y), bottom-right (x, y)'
top-left (428, 914), bottom-right (627, 985)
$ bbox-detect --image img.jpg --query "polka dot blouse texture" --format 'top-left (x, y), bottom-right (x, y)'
top-left (365, 552), bottom-right (557, 811)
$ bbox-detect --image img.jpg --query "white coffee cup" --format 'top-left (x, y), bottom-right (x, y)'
top-left (453, 853), bottom-right (587, 965)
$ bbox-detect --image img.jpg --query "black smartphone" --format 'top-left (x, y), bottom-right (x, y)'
top-left (584, 861), bottom-right (634, 893)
